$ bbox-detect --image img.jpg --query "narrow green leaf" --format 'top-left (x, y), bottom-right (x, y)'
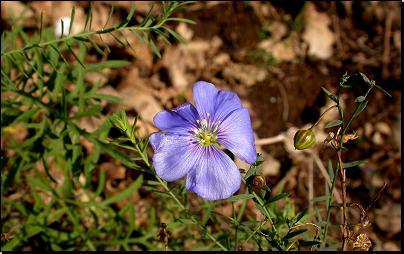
top-left (201, 202), bottom-right (215, 226)
top-left (12, 108), bottom-right (39, 125)
top-left (175, 218), bottom-right (196, 224)
top-left (64, 41), bottom-right (85, 68)
top-left (143, 186), bottom-right (171, 197)
top-left (227, 194), bottom-right (254, 202)
top-left (284, 229), bottom-right (307, 240)
top-left (353, 100), bottom-right (368, 118)
top-left (99, 34), bottom-right (111, 53)
top-left (116, 19), bottom-right (129, 29)
top-left (315, 221), bottom-right (327, 227)
top-left (39, 11), bottom-right (44, 42)
top-left (60, 19), bottom-right (65, 38)
top-left (321, 87), bottom-right (338, 103)
top-left (143, 31), bottom-right (161, 58)
top-left (109, 32), bottom-right (126, 48)
top-left (70, 105), bottom-right (103, 119)
top-left (342, 160), bottom-right (367, 169)
top-left (355, 96), bottom-right (366, 103)
top-left (20, 52), bottom-right (44, 80)
top-left (299, 241), bottom-right (321, 247)
top-left (292, 208), bottom-right (308, 225)
top-left (166, 17), bottom-right (196, 25)
top-left (328, 160), bottom-right (334, 183)
top-left (139, 4), bottom-right (154, 27)
top-left (92, 167), bottom-right (105, 200)
top-left (125, 3), bottom-right (137, 24)
top-left (91, 94), bottom-right (123, 104)
top-left (162, 26), bottom-right (186, 44)
top-left (131, 30), bottom-right (147, 46)
top-left (6, 55), bottom-right (28, 78)
top-left (359, 72), bottom-right (371, 85)
top-left (324, 119), bottom-right (343, 128)
top-left (263, 192), bottom-right (291, 206)
top-left (373, 84), bottom-right (391, 97)
top-left (330, 202), bottom-right (355, 208)
top-left (86, 36), bottom-right (106, 57)
top-left (68, 6), bottom-right (75, 36)
top-left (1, 70), bottom-right (18, 91)
top-left (125, 201), bottom-right (135, 239)
top-left (71, 143), bottom-right (82, 184)
top-left (151, 28), bottom-right (171, 45)
top-left (84, 60), bottom-right (130, 73)
top-left (83, 2), bottom-right (93, 32)
top-left (19, 117), bottom-right (47, 149)
top-left (26, 175), bottom-right (53, 192)
top-left (25, 225), bottom-right (43, 239)
top-left (245, 153), bottom-right (263, 179)
top-left (103, 5), bottom-right (114, 29)
top-left (309, 195), bottom-right (329, 203)
top-left (142, 180), bottom-right (160, 185)
top-left (49, 44), bottom-right (68, 65)
top-left (37, 48), bottom-right (58, 73)
top-left (1, 158), bottom-right (23, 195)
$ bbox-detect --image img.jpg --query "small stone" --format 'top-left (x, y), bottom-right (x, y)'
top-left (374, 122), bottom-right (392, 136)
top-left (222, 63), bottom-right (267, 87)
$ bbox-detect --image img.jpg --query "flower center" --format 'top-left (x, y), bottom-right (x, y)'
top-left (194, 113), bottom-right (221, 147)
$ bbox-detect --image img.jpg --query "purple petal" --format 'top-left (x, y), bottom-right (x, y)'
top-left (185, 145), bottom-right (241, 201)
top-left (217, 108), bottom-right (257, 164)
top-left (149, 132), bottom-right (165, 151)
top-left (193, 81), bottom-right (218, 120)
top-left (213, 90), bottom-right (243, 121)
top-left (153, 102), bottom-right (199, 135)
top-left (152, 133), bottom-right (200, 182)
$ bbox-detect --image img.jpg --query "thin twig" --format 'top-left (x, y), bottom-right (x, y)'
top-left (255, 133), bottom-right (285, 146)
top-left (337, 151), bottom-right (349, 251)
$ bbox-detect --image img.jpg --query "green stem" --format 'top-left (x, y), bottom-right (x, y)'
top-left (154, 173), bottom-right (228, 251)
top-left (309, 105), bottom-right (338, 131)
top-left (320, 157), bottom-right (340, 249)
top-left (342, 86), bottom-right (373, 135)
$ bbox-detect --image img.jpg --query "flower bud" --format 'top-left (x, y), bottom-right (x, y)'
top-left (294, 129), bottom-right (316, 150)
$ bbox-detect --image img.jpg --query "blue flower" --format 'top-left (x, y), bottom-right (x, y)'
top-left (149, 81), bottom-right (257, 200)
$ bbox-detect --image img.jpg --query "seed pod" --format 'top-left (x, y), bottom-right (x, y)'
top-left (250, 175), bottom-right (266, 192)
top-left (294, 129), bottom-right (316, 150)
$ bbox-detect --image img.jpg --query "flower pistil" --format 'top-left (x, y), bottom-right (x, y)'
top-left (193, 114), bottom-right (221, 147)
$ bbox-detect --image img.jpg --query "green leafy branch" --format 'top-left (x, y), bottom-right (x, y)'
top-left (1, 1), bottom-right (196, 72)
top-left (319, 72), bottom-right (391, 251)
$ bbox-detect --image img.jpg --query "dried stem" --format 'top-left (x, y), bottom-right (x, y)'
top-left (336, 150), bottom-right (349, 251)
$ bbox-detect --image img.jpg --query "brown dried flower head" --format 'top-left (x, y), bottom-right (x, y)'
top-left (353, 233), bottom-right (372, 251)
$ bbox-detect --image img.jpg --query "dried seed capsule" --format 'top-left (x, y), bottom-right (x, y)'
top-left (294, 129), bottom-right (316, 150)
